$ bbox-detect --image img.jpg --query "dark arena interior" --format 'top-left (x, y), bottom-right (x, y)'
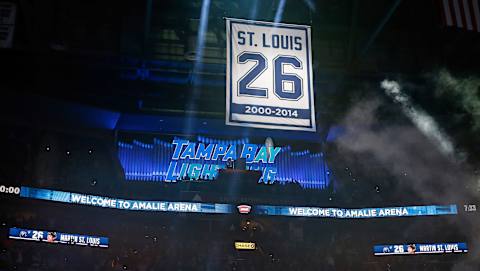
top-left (1, 0), bottom-right (480, 270)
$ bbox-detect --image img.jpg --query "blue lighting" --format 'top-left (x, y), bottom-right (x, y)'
top-left (274, 0), bottom-right (287, 23)
top-left (118, 137), bottom-right (331, 190)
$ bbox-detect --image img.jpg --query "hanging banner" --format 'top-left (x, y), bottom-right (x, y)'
top-left (226, 18), bottom-right (316, 132)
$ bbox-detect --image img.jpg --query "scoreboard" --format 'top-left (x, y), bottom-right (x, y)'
top-left (374, 242), bottom-right (468, 256)
top-left (9, 227), bottom-right (109, 248)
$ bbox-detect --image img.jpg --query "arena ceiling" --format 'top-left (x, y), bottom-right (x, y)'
top-left (1, 0), bottom-right (479, 161)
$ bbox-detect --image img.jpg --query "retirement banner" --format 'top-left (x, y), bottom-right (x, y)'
top-left (226, 18), bottom-right (316, 131)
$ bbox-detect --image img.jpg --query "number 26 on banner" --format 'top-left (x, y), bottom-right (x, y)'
top-left (238, 52), bottom-right (303, 100)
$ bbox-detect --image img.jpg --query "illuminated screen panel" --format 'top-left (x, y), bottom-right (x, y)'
top-left (254, 204), bottom-right (458, 218)
top-left (374, 243), bottom-right (468, 256)
top-left (118, 135), bottom-right (330, 189)
top-left (9, 227), bottom-right (109, 248)
top-left (19, 186), bottom-right (458, 219)
top-left (234, 242), bottom-right (256, 250)
top-left (19, 186), bottom-right (232, 214)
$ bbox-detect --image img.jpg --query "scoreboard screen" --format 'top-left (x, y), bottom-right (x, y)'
top-left (9, 227), bottom-right (109, 248)
top-left (374, 242), bottom-right (468, 256)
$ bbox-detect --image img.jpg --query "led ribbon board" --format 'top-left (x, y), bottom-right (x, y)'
top-left (254, 204), bottom-right (458, 218)
top-left (20, 187), bottom-right (458, 219)
top-left (20, 187), bottom-right (232, 214)
top-left (226, 18), bottom-right (316, 131)
top-left (9, 227), bottom-right (109, 248)
top-left (374, 243), bottom-right (468, 256)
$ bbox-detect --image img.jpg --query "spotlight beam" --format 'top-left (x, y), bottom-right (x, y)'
top-left (360, 0), bottom-right (402, 56)
top-left (274, 0), bottom-right (286, 23)
top-left (184, 0), bottom-right (211, 135)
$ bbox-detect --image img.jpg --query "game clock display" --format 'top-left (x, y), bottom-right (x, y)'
top-left (0, 185), bottom-right (20, 194)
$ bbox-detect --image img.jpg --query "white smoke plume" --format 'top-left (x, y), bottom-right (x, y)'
top-left (335, 79), bottom-right (479, 270)
top-left (381, 79), bottom-right (456, 158)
